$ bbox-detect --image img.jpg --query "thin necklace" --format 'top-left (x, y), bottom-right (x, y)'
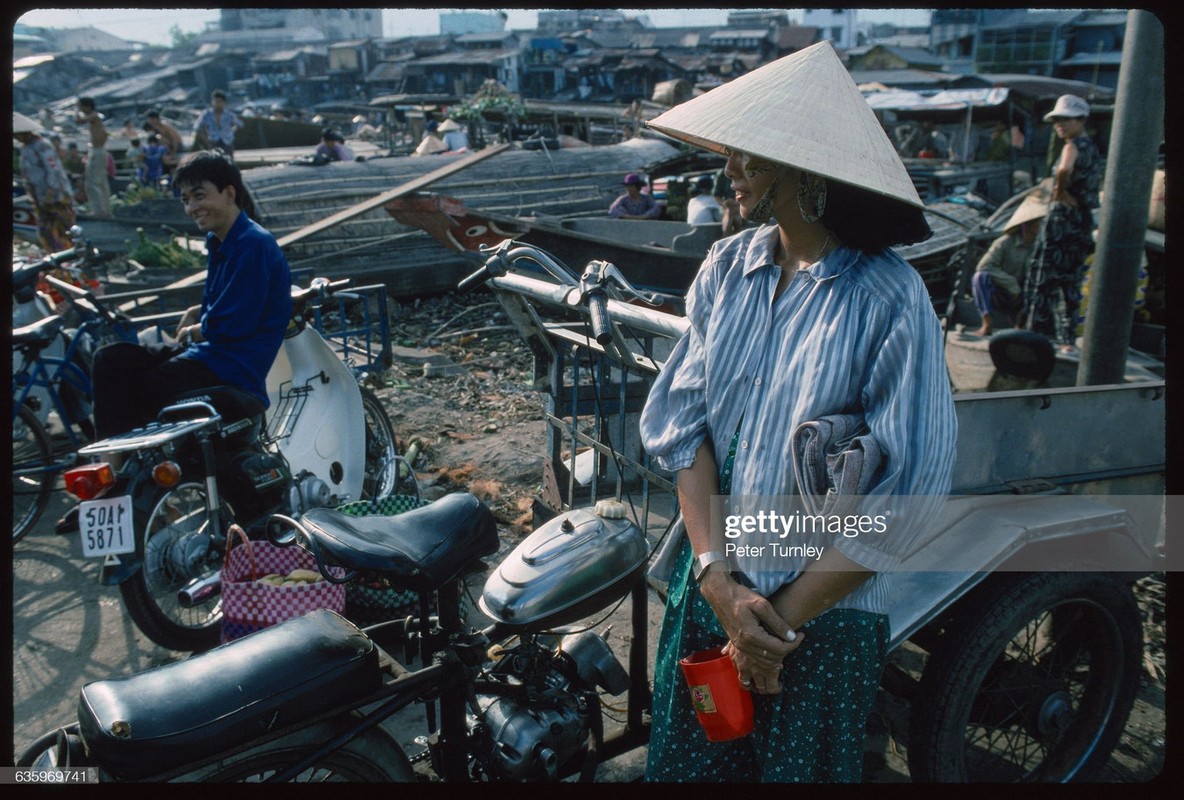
top-left (815, 231), bottom-right (833, 263)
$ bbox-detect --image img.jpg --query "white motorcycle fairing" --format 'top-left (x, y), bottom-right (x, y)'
top-left (265, 325), bottom-right (365, 503)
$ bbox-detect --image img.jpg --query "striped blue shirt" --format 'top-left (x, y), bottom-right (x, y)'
top-left (639, 223), bottom-right (957, 612)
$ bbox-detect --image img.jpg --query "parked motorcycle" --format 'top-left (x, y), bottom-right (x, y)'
top-left (17, 488), bottom-right (654, 782)
top-left (57, 276), bottom-right (404, 652)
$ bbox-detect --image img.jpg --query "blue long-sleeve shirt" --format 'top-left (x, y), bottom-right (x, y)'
top-left (180, 211), bottom-right (291, 405)
top-left (639, 223), bottom-right (957, 612)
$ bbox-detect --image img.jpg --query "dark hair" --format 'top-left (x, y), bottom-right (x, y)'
top-left (819, 178), bottom-right (931, 253)
top-left (211, 89), bottom-right (227, 101)
top-left (78, 96), bottom-right (96, 111)
top-left (173, 150), bottom-right (256, 219)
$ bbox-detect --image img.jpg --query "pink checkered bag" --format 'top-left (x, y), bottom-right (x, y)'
top-left (220, 524), bottom-right (346, 643)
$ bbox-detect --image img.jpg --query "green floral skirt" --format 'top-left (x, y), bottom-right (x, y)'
top-left (645, 431), bottom-right (888, 782)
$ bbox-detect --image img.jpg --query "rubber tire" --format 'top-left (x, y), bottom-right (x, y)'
top-left (180, 715), bottom-right (416, 782)
top-left (13, 405), bottom-right (55, 543)
top-left (360, 387), bottom-right (402, 500)
top-left (119, 481), bottom-right (224, 652)
top-left (907, 572), bottom-right (1143, 782)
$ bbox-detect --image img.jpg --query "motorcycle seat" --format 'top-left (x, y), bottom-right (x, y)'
top-left (77, 609), bottom-right (381, 781)
top-left (12, 314), bottom-right (65, 349)
top-left (172, 385), bottom-right (265, 424)
top-left (298, 492), bottom-right (499, 592)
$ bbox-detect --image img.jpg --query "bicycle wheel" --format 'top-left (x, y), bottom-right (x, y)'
top-left (360, 387), bottom-right (402, 500)
top-left (13, 405), bottom-right (55, 543)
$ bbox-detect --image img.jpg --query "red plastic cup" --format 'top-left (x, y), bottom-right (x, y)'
top-left (678, 646), bottom-right (754, 741)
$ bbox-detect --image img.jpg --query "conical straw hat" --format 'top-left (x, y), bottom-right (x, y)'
top-left (13, 112), bottom-right (41, 134)
top-left (1005, 185), bottom-right (1050, 230)
top-left (646, 41), bottom-right (922, 209)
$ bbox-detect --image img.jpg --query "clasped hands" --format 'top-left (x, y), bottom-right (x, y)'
top-left (698, 570), bottom-right (802, 695)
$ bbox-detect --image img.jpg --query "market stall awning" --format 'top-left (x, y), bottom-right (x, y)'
top-left (863, 87), bottom-right (1010, 112)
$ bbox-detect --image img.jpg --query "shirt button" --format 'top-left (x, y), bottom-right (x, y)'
top-left (741, 440), bottom-right (749, 450)
top-left (754, 377), bottom-right (762, 386)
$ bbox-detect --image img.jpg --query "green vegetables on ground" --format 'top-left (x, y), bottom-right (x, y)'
top-left (125, 227), bottom-right (205, 270)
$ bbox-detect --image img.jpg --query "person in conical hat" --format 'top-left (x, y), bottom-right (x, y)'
top-left (969, 186), bottom-right (1049, 336)
top-left (14, 111), bottom-right (78, 250)
top-left (638, 41), bottom-right (956, 782)
top-left (437, 117), bottom-right (470, 153)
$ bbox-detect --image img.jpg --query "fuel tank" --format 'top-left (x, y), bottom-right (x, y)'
top-left (480, 501), bottom-right (647, 631)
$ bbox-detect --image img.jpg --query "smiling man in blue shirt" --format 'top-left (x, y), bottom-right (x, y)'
top-left (91, 151), bottom-right (291, 439)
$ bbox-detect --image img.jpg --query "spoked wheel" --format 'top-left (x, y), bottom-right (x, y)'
top-left (360, 387), bottom-right (406, 500)
top-left (119, 482), bottom-right (225, 652)
top-left (908, 572), bottom-right (1143, 782)
top-left (182, 716), bottom-right (416, 782)
top-left (13, 405), bottom-right (55, 543)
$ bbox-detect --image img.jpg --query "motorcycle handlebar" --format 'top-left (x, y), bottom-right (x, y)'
top-left (457, 265), bottom-right (494, 294)
top-left (586, 287), bottom-right (613, 346)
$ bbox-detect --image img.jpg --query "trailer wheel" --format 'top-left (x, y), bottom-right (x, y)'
top-left (907, 572), bottom-right (1142, 782)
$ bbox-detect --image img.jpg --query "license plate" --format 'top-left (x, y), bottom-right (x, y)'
top-left (79, 495), bottom-right (135, 558)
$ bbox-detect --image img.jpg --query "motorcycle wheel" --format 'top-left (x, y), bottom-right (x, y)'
top-left (13, 405), bottom-right (55, 543)
top-left (120, 481), bottom-right (224, 652)
top-left (907, 572), bottom-right (1143, 782)
top-left (360, 387), bottom-right (402, 500)
top-left (182, 715), bottom-right (416, 782)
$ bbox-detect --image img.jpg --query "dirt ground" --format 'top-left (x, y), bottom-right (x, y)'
top-left (11, 289), bottom-right (1166, 782)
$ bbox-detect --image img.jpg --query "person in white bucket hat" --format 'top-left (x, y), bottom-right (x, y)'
top-left (1029, 94), bottom-right (1101, 349)
top-left (638, 42), bottom-right (956, 782)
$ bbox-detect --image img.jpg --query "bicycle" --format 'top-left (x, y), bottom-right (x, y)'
top-left (12, 275), bottom-right (140, 542)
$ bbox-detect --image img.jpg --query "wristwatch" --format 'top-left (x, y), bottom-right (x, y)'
top-left (693, 550), bottom-right (729, 582)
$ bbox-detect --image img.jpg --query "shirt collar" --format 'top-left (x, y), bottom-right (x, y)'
top-left (741, 223), bottom-right (857, 282)
top-left (207, 210), bottom-right (249, 255)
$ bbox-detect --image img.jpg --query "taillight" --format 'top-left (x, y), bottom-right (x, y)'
top-left (152, 460), bottom-right (182, 488)
top-left (64, 463), bottom-right (116, 501)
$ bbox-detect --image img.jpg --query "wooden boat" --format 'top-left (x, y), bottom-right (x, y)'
top-left (386, 191), bottom-right (988, 301)
top-left (385, 193), bottom-right (715, 295)
top-left (940, 185), bottom-right (1166, 392)
top-left (239, 137), bottom-right (685, 295)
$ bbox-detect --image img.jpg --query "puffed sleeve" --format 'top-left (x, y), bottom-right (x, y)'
top-left (834, 294), bottom-right (957, 570)
top-left (639, 251), bottom-right (721, 473)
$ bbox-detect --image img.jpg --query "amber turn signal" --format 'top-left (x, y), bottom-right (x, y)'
top-left (63, 463), bottom-right (116, 501)
top-left (152, 461), bottom-right (183, 488)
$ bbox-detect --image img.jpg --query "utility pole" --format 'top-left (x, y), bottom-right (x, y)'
top-left (1078, 11), bottom-right (1163, 386)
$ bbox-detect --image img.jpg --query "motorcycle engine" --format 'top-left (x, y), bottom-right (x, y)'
top-left (222, 450), bottom-right (289, 518)
top-left (472, 630), bottom-right (629, 781)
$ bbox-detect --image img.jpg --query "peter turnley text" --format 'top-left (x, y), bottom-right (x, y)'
top-left (726, 542), bottom-right (826, 560)
top-left (724, 510), bottom-right (890, 539)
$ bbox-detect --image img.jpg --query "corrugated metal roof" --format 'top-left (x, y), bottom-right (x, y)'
top-left (410, 48), bottom-right (519, 66)
top-left (709, 29), bottom-right (771, 39)
top-left (849, 68), bottom-right (961, 88)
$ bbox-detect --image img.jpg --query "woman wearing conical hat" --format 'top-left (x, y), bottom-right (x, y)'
top-left (639, 42), bottom-right (957, 782)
